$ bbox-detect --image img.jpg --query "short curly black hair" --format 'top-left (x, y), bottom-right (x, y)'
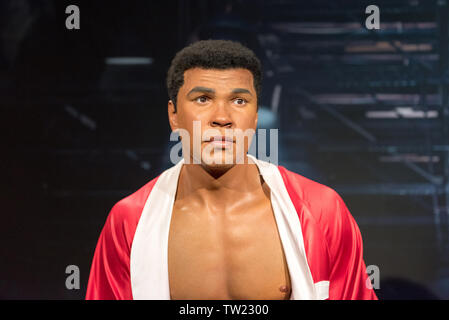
top-left (166, 39), bottom-right (262, 112)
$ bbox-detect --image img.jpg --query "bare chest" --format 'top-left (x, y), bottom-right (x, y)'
top-left (167, 196), bottom-right (291, 300)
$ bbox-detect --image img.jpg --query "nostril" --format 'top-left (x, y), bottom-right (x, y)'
top-left (211, 121), bottom-right (232, 127)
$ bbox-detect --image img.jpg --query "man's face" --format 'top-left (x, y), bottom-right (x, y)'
top-left (168, 67), bottom-right (258, 169)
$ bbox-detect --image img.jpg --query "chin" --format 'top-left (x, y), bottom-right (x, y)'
top-left (200, 152), bottom-right (237, 169)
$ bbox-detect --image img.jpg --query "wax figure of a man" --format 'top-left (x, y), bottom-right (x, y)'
top-left (86, 40), bottom-right (378, 300)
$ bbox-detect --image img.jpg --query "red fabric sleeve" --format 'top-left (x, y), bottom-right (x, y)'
top-left (324, 191), bottom-right (378, 300)
top-left (278, 165), bottom-right (377, 300)
top-left (85, 178), bottom-right (158, 300)
top-left (85, 201), bottom-right (134, 300)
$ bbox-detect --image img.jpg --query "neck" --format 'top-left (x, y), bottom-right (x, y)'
top-left (175, 155), bottom-right (263, 201)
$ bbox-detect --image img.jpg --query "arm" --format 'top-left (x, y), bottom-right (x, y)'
top-left (85, 202), bottom-right (134, 300)
top-left (325, 192), bottom-right (378, 300)
top-left (85, 177), bottom-right (158, 300)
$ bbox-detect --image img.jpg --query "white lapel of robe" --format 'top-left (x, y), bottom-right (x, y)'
top-left (130, 155), bottom-right (322, 300)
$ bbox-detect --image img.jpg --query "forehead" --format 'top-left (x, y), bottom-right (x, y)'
top-left (181, 68), bottom-right (255, 92)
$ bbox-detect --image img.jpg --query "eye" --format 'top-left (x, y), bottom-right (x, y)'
top-left (195, 96), bottom-right (209, 104)
top-left (233, 98), bottom-right (247, 105)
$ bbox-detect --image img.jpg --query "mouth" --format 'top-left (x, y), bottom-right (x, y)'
top-left (204, 136), bottom-right (235, 148)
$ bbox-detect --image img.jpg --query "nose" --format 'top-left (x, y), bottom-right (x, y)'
top-left (210, 103), bottom-right (233, 128)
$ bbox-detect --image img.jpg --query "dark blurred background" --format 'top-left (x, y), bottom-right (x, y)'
top-left (1, 0), bottom-right (448, 299)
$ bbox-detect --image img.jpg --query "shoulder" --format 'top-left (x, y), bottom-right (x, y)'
top-left (104, 175), bottom-right (160, 241)
top-left (277, 165), bottom-right (360, 246)
top-left (277, 165), bottom-right (343, 221)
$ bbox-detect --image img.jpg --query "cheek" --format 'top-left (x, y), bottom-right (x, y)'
top-left (239, 114), bottom-right (258, 130)
top-left (177, 114), bottom-right (208, 144)
top-left (177, 109), bottom-right (198, 130)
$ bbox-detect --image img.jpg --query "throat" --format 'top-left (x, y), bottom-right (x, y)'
top-left (176, 162), bottom-right (265, 201)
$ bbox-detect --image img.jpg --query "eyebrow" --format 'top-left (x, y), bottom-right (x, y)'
top-left (187, 86), bottom-right (252, 96)
top-left (187, 86), bottom-right (215, 96)
top-left (231, 88), bottom-right (252, 95)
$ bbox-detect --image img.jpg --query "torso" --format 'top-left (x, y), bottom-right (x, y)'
top-left (167, 177), bottom-right (291, 300)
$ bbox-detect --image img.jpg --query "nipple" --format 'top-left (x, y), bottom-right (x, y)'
top-left (279, 285), bottom-right (289, 293)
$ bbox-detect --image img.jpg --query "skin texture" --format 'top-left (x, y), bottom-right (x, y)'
top-left (167, 68), bottom-right (291, 300)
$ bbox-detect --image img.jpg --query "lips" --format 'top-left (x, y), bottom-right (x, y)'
top-left (205, 136), bottom-right (234, 148)
top-left (209, 136), bottom-right (234, 143)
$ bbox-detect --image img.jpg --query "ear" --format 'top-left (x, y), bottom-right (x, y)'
top-left (168, 100), bottom-right (179, 132)
top-left (254, 108), bottom-right (258, 128)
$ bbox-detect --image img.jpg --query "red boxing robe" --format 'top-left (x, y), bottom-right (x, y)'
top-left (86, 155), bottom-right (377, 300)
